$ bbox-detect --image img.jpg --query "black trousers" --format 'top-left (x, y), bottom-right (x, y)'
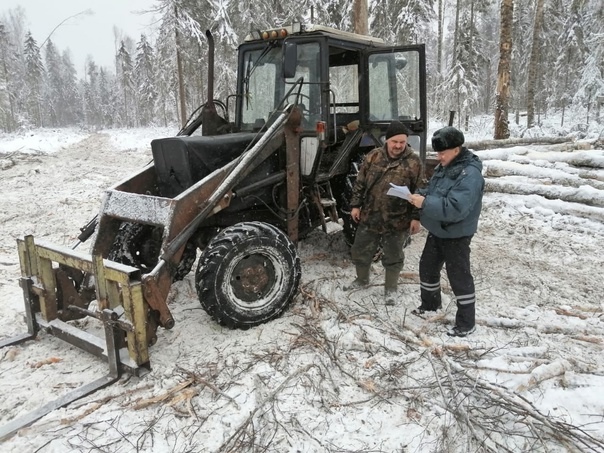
top-left (419, 233), bottom-right (475, 329)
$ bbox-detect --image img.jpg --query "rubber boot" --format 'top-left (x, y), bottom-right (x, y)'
top-left (344, 265), bottom-right (370, 290)
top-left (384, 270), bottom-right (399, 305)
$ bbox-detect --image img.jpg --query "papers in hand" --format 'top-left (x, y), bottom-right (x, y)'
top-left (386, 183), bottom-right (411, 201)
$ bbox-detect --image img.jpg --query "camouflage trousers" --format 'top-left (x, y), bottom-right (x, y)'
top-left (350, 224), bottom-right (408, 273)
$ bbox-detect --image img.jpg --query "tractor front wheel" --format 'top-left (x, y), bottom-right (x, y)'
top-left (195, 221), bottom-right (300, 329)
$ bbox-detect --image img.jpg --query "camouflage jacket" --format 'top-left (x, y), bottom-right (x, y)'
top-left (350, 144), bottom-right (424, 233)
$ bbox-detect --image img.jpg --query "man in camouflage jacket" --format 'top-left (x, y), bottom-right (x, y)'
top-left (348, 121), bottom-right (424, 305)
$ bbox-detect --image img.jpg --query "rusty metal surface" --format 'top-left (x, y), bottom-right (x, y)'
top-left (142, 266), bottom-right (175, 330)
top-left (0, 375), bottom-right (119, 441)
top-left (285, 108), bottom-right (302, 242)
top-left (14, 236), bottom-right (149, 367)
top-left (54, 268), bottom-right (93, 321)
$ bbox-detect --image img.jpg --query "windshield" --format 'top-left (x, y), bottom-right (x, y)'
top-left (239, 42), bottom-right (321, 131)
top-left (239, 46), bottom-right (283, 131)
top-left (368, 50), bottom-right (422, 122)
top-left (284, 42), bottom-right (321, 127)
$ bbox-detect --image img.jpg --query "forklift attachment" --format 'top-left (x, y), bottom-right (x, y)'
top-left (0, 236), bottom-right (149, 440)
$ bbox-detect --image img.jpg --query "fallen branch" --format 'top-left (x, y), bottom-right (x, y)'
top-left (132, 378), bottom-right (194, 410)
top-left (176, 366), bottom-right (240, 410)
top-left (216, 364), bottom-right (317, 453)
top-left (516, 359), bottom-right (571, 391)
top-left (442, 356), bottom-right (604, 452)
top-left (555, 307), bottom-right (590, 320)
top-left (61, 383), bottom-right (154, 424)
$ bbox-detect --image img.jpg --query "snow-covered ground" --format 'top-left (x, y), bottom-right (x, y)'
top-left (0, 116), bottom-right (603, 452)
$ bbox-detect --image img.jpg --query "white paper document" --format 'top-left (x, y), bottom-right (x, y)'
top-left (386, 183), bottom-right (411, 201)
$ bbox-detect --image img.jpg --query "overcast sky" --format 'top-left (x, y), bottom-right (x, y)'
top-left (3, 0), bottom-right (158, 75)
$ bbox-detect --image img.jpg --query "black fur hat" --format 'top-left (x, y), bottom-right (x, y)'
top-left (386, 121), bottom-right (412, 139)
top-left (432, 126), bottom-right (465, 151)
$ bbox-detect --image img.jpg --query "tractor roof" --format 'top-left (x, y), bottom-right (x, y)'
top-left (244, 23), bottom-right (387, 47)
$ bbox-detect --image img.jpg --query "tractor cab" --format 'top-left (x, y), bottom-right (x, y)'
top-left (235, 23), bottom-right (427, 183)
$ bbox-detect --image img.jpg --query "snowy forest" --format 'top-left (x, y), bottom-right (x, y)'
top-left (0, 0), bottom-right (602, 134)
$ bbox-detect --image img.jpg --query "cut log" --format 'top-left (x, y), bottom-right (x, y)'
top-left (484, 162), bottom-right (604, 190)
top-left (428, 136), bottom-right (573, 151)
top-left (485, 179), bottom-right (604, 209)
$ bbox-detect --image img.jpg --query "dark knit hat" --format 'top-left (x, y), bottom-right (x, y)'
top-left (385, 121), bottom-right (412, 139)
top-left (432, 126), bottom-right (465, 151)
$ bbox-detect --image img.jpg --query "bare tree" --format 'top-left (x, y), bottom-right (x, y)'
top-left (437, 0), bottom-right (443, 76)
top-left (174, 5), bottom-right (187, 128)
top-left (526, 0), bottom-right (544, 128)
top-left (352, 0), bottom-right (368, 35)
top-left (494, 0), bottom-right (513, 139)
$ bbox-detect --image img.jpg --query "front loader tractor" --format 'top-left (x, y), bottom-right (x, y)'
top-left (1, 24), bottom-right (427, 433)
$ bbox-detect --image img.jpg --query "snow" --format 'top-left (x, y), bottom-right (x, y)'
top-left (0, 128), bottom-right (89, 155)
top-left (1, 117), bottom-right (604, 452)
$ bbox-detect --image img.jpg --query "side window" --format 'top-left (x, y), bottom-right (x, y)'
top-left (368, 51), bottom-right (421, 122)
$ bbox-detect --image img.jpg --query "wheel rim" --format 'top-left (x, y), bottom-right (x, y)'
top-left (223, 245), bottom-right (284, 310)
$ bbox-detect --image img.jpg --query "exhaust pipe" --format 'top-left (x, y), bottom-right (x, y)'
top-left (201, 30), bottom-right (220, 136)
top-left (206, 30), bottom-right (215, 104)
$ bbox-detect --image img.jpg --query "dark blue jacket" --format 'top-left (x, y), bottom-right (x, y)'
top-left (418, 148), bottom-right (484, 238)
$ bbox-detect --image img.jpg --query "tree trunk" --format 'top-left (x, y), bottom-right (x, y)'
top-left (494, 0), bottom-right (514, 139)
top-left (437, 0), bottom-right (443, 76)
top-left (454, 0), bottom-right (461, 127)
top-left (453, 0), bottom-right (460, 65)
top-left (174, 5), bottom-right (187, 128)
top-left (526, 0), bottom-right (545, 128)
top-left (352, 0), bottom-right (368, 35)
top-left (570, 0), bottom-right (589, 57)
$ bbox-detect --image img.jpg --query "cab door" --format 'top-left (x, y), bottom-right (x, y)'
top-left (361, 45), bottom-right (427, 160)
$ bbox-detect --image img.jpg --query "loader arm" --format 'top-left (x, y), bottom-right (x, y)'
top-left (140, 104), bottom-right (299, 329)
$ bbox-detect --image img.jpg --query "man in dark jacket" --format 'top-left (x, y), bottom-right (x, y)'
top-left (409, 126), bottom-right (484, 337)
top-left (347, 121), bottom-right (424, 305)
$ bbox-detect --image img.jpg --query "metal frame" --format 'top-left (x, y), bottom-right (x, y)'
top-left (0, 309), bottom-right (125, 441)
top-left (13, 236), bottom-right (150, 368)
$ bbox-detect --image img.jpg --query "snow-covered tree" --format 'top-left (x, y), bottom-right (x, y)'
top-left (0, 21), bottom-right (17, 131)
top-left (44, 39), bottom-right (62, 126)
top-left (60, 51), bottom-right (83, 126)
top-left (23, 31), bottom-right (44, 127)
top-left (116, 40), bottom-right (136, 127)
top-left (83, 60), bottom-right (102, 128)
top-left (1, 0), bottom-right (602, 131)
top-left (134, 34), bottom-right (157, 126)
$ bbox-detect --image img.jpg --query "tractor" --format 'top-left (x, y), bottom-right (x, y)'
top-left (1, 23), bottom-right (427, 418)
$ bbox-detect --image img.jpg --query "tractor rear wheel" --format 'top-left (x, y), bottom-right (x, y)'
top-left (195, 221), bottom-right (300, 329)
